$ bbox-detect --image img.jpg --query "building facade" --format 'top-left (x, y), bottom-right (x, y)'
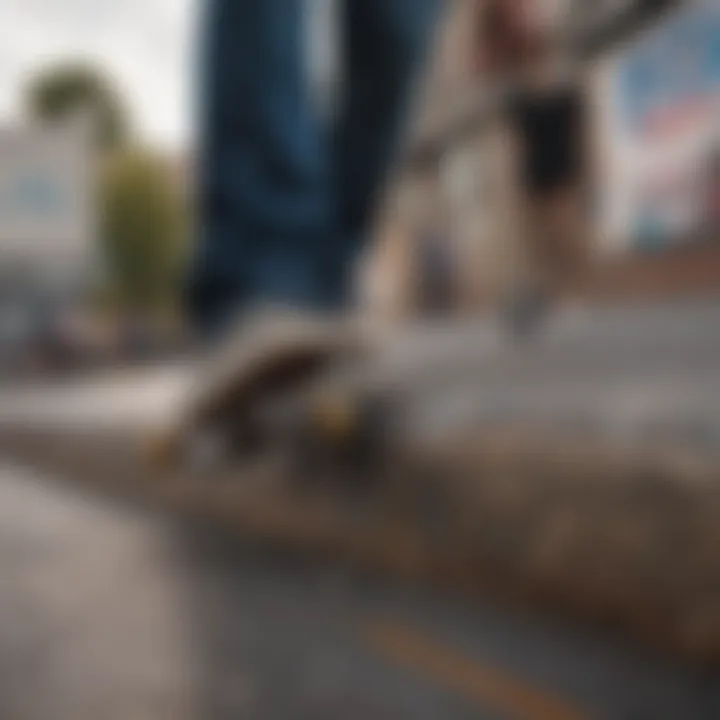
top-left (0, 120), bottom-right (93, 350)
top-left (0, 120), bottom-right (93, 279)
top-left (366, 0), bottom-right (720, 317)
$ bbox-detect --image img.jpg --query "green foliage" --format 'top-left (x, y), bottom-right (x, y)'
top-left (101, 150), bottom-right (189, 312)
top-left (26, 63), bottom-right (128, 150)
top-left (25, 62), bottom-right (188, 315)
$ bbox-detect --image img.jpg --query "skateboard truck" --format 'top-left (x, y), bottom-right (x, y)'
top-left (143, 312), bottom-right (369, 476)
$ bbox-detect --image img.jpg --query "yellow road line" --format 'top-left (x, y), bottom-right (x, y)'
top-left (363, 620), bottom-right (589, 720)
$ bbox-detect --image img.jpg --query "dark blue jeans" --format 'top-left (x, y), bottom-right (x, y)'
top-left (188, 0), bottom-right (443, 330)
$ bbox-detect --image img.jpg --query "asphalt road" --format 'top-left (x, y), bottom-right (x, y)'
top-left (0, 461), bottom-right (718, 720)
top-left (2, 300), bottom-right (720, 448)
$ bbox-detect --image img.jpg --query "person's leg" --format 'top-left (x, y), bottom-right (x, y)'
top-left (325, 0), bottom-right (445, 305)
top-left (547, 187), bottom-right (588, 281)
top-left (189, 0), bottom-right (328, 332)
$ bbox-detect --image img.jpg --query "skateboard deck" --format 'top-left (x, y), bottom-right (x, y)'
top-left (145, 311), bottom-right (365, 470)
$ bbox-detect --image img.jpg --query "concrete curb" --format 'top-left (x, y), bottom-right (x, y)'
top-left (1, 425), bottom-right (719, 667)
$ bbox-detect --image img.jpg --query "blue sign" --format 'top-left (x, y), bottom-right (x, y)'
top-left (619, 0), bottom-right (720, 135)
top-left (0, 171), bottom-right (68, 222)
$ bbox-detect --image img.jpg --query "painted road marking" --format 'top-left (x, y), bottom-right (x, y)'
top-left (364, 620), bottom-right (589, 720)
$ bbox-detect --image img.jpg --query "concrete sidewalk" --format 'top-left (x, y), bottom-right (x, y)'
top-left (3, 301), bottom-right (720, 445)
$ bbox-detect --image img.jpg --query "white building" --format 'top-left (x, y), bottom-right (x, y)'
top-left (0, 121), bottom-right (93, 349)
top-left (0, 120), bottom-right (93, 272)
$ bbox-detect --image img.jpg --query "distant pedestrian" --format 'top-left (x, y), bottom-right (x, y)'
top-left (477, 0), bottom-right (589, 329)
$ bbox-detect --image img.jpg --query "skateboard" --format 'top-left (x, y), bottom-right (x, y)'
top-left (144, 310), bottom-right (381, 475)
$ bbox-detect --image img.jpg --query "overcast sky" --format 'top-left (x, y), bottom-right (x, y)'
top-left (0, 0), bottom-right (196, 151)
top-left (0, 0), bottom-right (335, 153)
